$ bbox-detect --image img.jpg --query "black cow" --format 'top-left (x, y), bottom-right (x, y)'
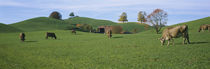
top-left (46, 32), bottom-right (57, 39)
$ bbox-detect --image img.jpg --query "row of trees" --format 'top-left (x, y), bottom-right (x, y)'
top-left (118, 9), bottom-right (168, 34)
top-left (49, 11), bottom-right (76, 20)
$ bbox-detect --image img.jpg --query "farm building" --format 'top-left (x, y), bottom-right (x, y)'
top-left (97, 26), bottom-right (123, 34)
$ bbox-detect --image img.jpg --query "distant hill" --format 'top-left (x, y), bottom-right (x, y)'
top-left (0, 23), bottom-right (22, 33)
top-left (142, 17), bottom-right (210, 34)
top-left (65, 17), bottom-right (150, 33)
top-left (9, 17), bottom-right (73, 32)
top-left (64, 17), bottom-right (117, 28)
top-left (117, 22), bottom-right (152, 33)
top-left (8, 17), bottom-right (149, 33)
top-left (172, 17), bottom-right (210, 32)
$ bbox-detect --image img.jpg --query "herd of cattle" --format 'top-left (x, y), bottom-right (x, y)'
top-left (19, 24), bottom-right (210, 46)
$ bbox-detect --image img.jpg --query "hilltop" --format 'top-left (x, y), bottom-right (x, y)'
top-left (172, 17), bottom-right (210, 32)
top-left (9, 17), bottom-right (73, 32)
top-left (0, 23), bottom-right (22, 33)
top-left (142, 17), bottom-right (210, 34)
top-left (8, 17), bottom-right (149, 33)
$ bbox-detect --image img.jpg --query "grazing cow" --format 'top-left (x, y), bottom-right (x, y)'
top-left (46, 32), bottom-right (57, 39)
top-left (19, 33), bottom-right (25, 41)
top-left (160, 25), bottom-right (190, 46)
top-left (72, 29), bottom-right (76, 34)
top-left (106, 29), bottom-right (112, 38)
top-left (198, 24), bottom-right (210, 32)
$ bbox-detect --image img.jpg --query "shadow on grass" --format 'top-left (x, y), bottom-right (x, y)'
top-left (175, 41), bottom-right (209, 45)
top-left (112, 36), bottom-right (123, 38)
top-left (24, 41), bottom-right (38, 42)
top-left (190, 42), bottom-right (209, 44)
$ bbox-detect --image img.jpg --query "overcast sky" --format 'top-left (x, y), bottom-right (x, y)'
top-left (0, 0), bottom-right (210, 25)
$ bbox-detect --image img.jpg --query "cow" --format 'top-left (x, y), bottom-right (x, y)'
top-left (46, 32), bottom-right (57, 39)
top-left (159, 25), bottom-right (190, 46)
top-left (19, 33), bottom-right (25, 41)
top-left (198, 24), bottom-right (210, 32)
top-left (72, 29), bottom-right (76, 34)
top-left (106, 29), bottom-right (112, 38)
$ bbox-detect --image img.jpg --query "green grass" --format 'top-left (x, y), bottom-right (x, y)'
top-left (0, 30), bottom-right (209, 69)
top-left (0, 17), bottom-right (210, 69)
top-left (8, 17), bottom-right (149, 33)
top-left (9, 17), bottom-right (73, 32)
top-left (0, 23), bottom-right (22, 33)
top-left (65, 17), bottom-right (117, 28)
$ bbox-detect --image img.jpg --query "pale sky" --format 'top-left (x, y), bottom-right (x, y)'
top-left (0, 0), bottom-right (210, 25)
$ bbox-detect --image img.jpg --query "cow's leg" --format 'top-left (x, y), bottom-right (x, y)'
top-left (46, 36), bottom-right (48, 39)
top-left (187, 36), bottom-right (190, 44)
top-left (171, 38), bottom-right (174, 45)
top-left (167, 40), bottom-right (170, 46)
top-left (183, 38), bottom-right (186, 44)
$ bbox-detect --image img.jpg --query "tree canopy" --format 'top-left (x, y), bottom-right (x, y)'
top-left (147, 9), bottom-right (168, 34)
top-left (118, 12), bottom-right (128, 23)
top-left (49, 11), bottom-right (62, 20)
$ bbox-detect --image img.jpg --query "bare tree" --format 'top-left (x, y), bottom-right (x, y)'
top-left (147, 9), bottom-right (168, 34)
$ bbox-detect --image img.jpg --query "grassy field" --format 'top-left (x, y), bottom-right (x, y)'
top-left (0, 17), bottom-right (210, 69)
top-left (0, 30), bottom-right (209, 69)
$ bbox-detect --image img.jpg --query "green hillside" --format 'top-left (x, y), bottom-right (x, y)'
top-left (65, 17), bottom-right (117, 28)
top-left (173, 17), bottom-right (210, 32)
top-left (143, 17), bottom-right (210, 34)
top-left (117, 22), bottom-right (151, 33)
top-left (65, 17), bottom-right (150, 33)
top-left (0, 17), bottom-right (210, 69)
top-left (9, 17), bottom-right (73, 32)
top-left (9, 17), bottom-right (149, 33)
top-left (0, 23), bottom-right (22, 33)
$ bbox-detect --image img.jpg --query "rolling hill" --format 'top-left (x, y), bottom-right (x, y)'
top-left (9, 17), bottom-right (73, 32)
top-left (0, 23), bottom-right (22, 33)
top-left (9, 17), bottom-right (150, 33)
top-left (172, 17), bottom-right (210, 32)
top-left (142, 17), bottom-right (210, 34)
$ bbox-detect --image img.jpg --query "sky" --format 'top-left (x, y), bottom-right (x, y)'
top-left (0, 0), bottom-right (210, 25)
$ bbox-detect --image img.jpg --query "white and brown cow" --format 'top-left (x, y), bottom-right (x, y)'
top-left (160, 25), bottom-right (190, 46)
top-left (198, 24), bottom-right (210, 32)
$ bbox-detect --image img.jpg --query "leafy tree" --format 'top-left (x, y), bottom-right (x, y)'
top-left (49, 11), bottom-right (62, 20)
top-left (118, 12), bottom-right (128, 23)
top-left (69, 12), bottom-right (75, 17)
top-left (137, 11), bottom-right (147, 23)
top-left (147, 9), bottom-right (168, 34)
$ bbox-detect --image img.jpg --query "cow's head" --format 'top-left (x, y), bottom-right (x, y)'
top-left (159, 37), bottom-right (165, 46)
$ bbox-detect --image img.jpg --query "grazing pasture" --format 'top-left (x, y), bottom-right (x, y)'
top-left (0, 17), bottom-right (210, 69)
top-left (0, 30), bottom-right (209, 69)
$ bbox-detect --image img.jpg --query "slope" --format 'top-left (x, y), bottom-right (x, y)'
top-left (9, 17), bottom-right (73, 32)
top-left (0, 23), bottom-right (22, 33)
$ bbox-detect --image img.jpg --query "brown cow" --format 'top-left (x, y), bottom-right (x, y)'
top-left (106, 29), bottom-right (112, 38)
top-left (198, 24), bottom-right (210, 32)
top-left (160, 25), bottom-right (190, 46)
top-left (72, 29), bottom-right (76, 35)
top-left (19, 33), bottom-right (25, 41)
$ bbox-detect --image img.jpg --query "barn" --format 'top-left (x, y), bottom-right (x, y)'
top-left (97, 26), bottom-right (123, 34)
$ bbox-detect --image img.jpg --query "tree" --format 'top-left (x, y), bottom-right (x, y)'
top-left (137, 11), bottom-right (147, 23)
top-left (118, 12), bottom-right (128, 23)
top-left (49, 11), bottom-right (62, 20)
top-left (69, 12), bottom-right (75, 17)
top-left (147, 9), bottom-right (168, 34)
